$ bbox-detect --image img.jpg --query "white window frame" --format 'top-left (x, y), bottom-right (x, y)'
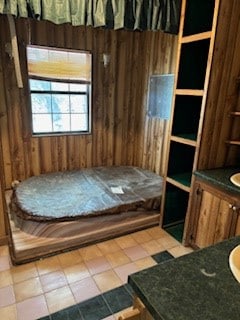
top-left (27, 45), bottom-right (92, 136)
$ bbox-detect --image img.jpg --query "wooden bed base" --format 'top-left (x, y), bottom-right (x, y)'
top-left (6, 166), bottom-right (162, 264)
top-left (8, 207), bottom-right (160, 264)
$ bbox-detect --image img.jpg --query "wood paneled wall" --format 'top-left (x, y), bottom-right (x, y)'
top-left (0, 16), bottom-right (178, 189)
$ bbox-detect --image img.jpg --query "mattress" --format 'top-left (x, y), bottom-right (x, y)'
top-left (10, 166), bottom-right (163, 222)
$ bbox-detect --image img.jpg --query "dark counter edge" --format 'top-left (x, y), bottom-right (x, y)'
top-left (194, 167), bottom-right (240, 195)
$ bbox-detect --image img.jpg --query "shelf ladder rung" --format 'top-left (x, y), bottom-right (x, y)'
top-left (181, 31), bottom-right (212, 43)
top-left (226, 140), bottom-right (240, 146)
top-left (171, 135), bottom-right (197, 147)
top-left (229, 111), bottom-right (240, 116)
top-left (175, 89), bottom-right (204, 96)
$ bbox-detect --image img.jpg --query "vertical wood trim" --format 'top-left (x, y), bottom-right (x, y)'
top-left (7, 15), bottom-right (23, 88)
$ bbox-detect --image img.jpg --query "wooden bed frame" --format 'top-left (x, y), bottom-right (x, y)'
top-left (8, 208), bottom-right (160, 264)
top-left (7, 166), bottom-right (162, 264)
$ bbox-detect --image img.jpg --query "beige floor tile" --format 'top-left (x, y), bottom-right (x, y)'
top-left (156, 235), bottom-right (180, 250)
top-left (11, 262), bottom-right (38, 283)
top-left (114, 262), bottom-right (138, 284)
top-left (123, 245), bottom-right (149, 261)
top-left (40, 270), bottom-right (68, 292)
top-left (0, 269), bottom-right (13, 288)
top-left (146, 226), bottom-right (167, 239)
top-left (0, 245), bottom-right (10, 257)
top-left (0, 256), bottom-right (11, 272)
top-left (131, 230), bottom-right (153, 244)
top-left (58, 250), bottom-right (83, 268)
top-left (36, 256), bottom-right (61, 275)
top-left (85, 256), bottom-right (111, 275)
top-left (93, 269), bottom-right (122, 292)
top-left (16, 295), bottom-right (48, 320)
top-left (134, 257), bottom-right (157, 271)
top-left (13, 277), bottom-right (43, 302)
top-left (97, 239), bottom-right (121, 255)
top-left (141, 239), bottom-right (165, 255)
top-left (45, 286), bottom-right (75, 313)
top-left (105, 250), bottom-right (131, 268)
top-left (0, 285), bottom-right (15, 307)
top-left (70, 277), bottom-right (100, 303)
top-left (115, 235), bottom-right (138, 249)
top-left (64, 262), bottom-right (90, 284)
top-left (0, 304), bottom-right (17, 320)
top-left (79, 244), bottom-right (103, 261)
top-left (168, 245), bottom-right (194, 258)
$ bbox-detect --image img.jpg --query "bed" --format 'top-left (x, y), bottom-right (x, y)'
top-left (9, 166), bottom-right (163, 264)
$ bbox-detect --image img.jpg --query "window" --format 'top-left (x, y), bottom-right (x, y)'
top-left (27, 45), bottom-right (92, 135)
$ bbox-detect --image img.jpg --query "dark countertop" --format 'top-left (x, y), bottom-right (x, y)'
top-left (194, 167), bottom-right (240, 195)
top-left (129, 237), bottom-right (240, 320)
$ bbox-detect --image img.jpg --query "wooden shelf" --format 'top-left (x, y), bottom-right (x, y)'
top-left (166, 172), bottom-right (192, 192)
top-left (175, 89), bottom-right (204, 96)
top-left (171, 135), bottom-right (197, 147)
top-left (229, 111), bottom-right (240, 116)
top-left (226, 140), bottom-right (240, 146)
top-left (166, 177), bottom-right (190, 192)
top-left (181, 31), bottom-right (212, 43)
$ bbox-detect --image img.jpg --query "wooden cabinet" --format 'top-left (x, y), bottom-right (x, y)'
top-left (188, 179), bottom-right (240, 249)
top-left (118, 297), bottom-right (153, 320)
top-left (160, 0), bottom-right (220, 235)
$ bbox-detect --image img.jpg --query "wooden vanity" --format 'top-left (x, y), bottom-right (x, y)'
top-left (186, 167), bottom-right (240, 249)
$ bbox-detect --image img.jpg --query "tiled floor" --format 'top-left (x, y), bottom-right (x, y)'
top-left (0, 226), bottom-right (193, 320)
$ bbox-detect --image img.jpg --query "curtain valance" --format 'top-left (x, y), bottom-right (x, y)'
top-left (0, 0), bottom-right (181, 34)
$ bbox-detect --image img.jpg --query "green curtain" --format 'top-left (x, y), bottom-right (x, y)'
top-left (0, 0), bottom-right (181, 34)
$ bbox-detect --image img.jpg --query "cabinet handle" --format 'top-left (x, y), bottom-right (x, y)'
top-left (229, 204), bottom-right (233, 209)
top-left (232, 206), bottom-right (237, 211)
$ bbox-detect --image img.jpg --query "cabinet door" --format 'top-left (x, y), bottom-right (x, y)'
top-left (194, 189), bottom-right (232, 248)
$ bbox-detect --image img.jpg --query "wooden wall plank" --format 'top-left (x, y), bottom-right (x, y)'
top-left (0, 19), bottom-right (12, 187)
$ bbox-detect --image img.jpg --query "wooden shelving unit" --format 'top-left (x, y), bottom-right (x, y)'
top-left (160, 0), bottom-right (220, 237)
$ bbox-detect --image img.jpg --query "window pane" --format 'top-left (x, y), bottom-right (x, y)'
top-left (51, 82), bottom-right (69, 92)
top-left (32, 114), bottom-right (52, 133)
top-left (53, 114), bottom-right (70, 132)
top-left (31, 94), bottom-right (52, 113)
top-left (30, 79), bottom-right (50, 91)
top-left (52, 94), bottom-right (70, 113)
top-left (69, 84), bottom-right (87, 92)
top-left (71, 114), bottom-right (88, 131)
top-left (70, 95), bottom-right (87, 113)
